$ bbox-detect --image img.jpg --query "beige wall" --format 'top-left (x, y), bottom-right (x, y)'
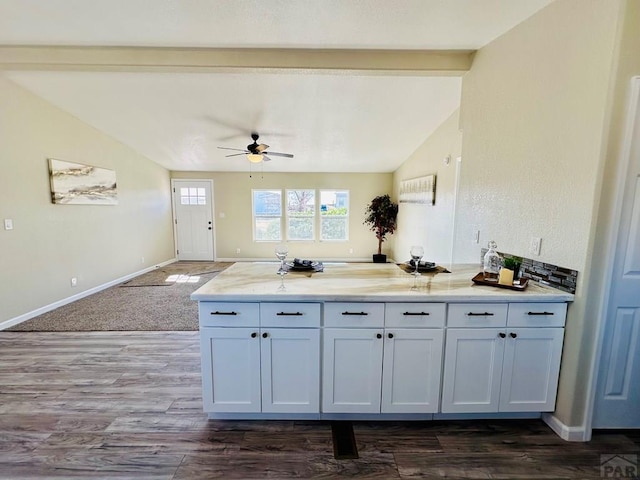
top-left (0, 76), bottom-right (175, 324)
top-left (453, 0), bottom-right (622, 427)
top-left (392, 109), bottom-right (462, 264)
top-left (170, 171), bottom-right (393, 261)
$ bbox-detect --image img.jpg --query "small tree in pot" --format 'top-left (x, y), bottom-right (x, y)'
top-left (364, 194), bottom-right (399, 263)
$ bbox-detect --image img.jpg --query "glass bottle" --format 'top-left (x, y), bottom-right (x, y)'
top-left (483, 240), bottom-right (501, 282)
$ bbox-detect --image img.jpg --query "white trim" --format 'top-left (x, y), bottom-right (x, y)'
top-left (0, 258), bottom-right (177, 331)
top-left (215, 257), bottom-right (375, 263)
top-left (542, 413), bottom-right (589, 442)
top-left (585, 77), bottom-right (640, 436)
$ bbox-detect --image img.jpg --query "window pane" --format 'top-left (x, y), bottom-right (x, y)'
top-left (197, 197), bottom-right (206, 205)
top-left (189, 188), bottom-right (198, 196)
top-left (181, 197), bottom-right (189, 205)
top-left (320, 190), bottom-right (349, 216)
top-left (287, 190), bottom-right (315, 215)
top-left (254, 190), bottom-right (282, 216)
top-left (189, 197), bottom-right (198, 205)
top-left (288, 217), bottom-right (314, 241)
top-left (255, 217), bottom-right (282, 241)
top-left (321, 217), bottom-right (348, 241)
top-left (197, 188), bottom-right (205, 196)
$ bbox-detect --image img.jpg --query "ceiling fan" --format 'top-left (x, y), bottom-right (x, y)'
top-left (217, 132), bottom-right (294, 163)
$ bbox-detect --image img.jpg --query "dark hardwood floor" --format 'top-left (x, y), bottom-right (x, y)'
top-left (0, 331), bottom-right (637, 479)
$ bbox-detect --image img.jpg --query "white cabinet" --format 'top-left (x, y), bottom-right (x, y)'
top-left (261, 328), bottom-right (320, 413)
top-left (441, 303), bottom-right (566, 414)
top-left (199, 302), bottom-right (320, 414)
top-left (322, 302), bottom-right (445, 414)
top-left (322, 328), bottom-right (384, 413)
top-left (499, 327), bottom-right (564, 412)
top-left (381, 328), bottom-right (444, 413)
top-left (200, 327), bottom-right (261, 413)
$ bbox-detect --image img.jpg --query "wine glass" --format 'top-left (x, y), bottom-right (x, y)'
top-left (409, 245), bottom-right (424, 291)
top-left (275, 244), bottom-right (288, 290)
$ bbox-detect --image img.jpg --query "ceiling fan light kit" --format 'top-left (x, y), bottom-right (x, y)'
top-left (247, 153), bottom-right (264, 163)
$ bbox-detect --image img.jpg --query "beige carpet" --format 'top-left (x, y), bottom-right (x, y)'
top-left (8, 262), bottom-right (233, 332)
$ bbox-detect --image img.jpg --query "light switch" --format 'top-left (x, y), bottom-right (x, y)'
top-left (4, 219), bottom-right (13, 230)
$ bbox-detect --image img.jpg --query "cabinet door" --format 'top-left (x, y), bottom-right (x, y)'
top-left (200, 327), bottom-right (261, 413)
top-left (441, 328), bottom-right (505, 413)
top-left (499, 328), bottom-right (564, 412)
top-left (260, 328), bottom-right (320, 413)
top-left (322, 328), bottom-right (384, 413)
top-left (381, 328), bottom-right (444, 413)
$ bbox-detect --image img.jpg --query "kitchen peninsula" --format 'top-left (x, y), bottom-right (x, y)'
top-left (192, 262), bottom-right (573, 420)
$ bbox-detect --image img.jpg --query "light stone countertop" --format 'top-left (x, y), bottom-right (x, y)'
top-left (191, 262), bottom-right (574, 303)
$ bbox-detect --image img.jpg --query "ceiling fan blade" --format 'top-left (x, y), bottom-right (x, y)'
top-left (225, 152), bottom-right (247, 157)
top-left (262, 155), bottom-right (272, 162)
top-left (264, 151), bottom-right (294, 158)
top-left (217, 146), bottom-right (248, 152)
top-left (256, 143), bottom-right (269, 153)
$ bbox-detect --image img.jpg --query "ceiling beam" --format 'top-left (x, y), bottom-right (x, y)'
top-left (0, 46), bottom-right (474, 75)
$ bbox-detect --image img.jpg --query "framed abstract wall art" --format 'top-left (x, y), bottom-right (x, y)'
top-left (48, 159), bottom-right (118, 205)
top-left (399, 174), bottom-right (436, 205)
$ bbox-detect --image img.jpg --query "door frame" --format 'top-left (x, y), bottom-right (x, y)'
top-left (585, 76), bottom-right (640, 439)
top-left (170, 178), bottom-right (216, 261)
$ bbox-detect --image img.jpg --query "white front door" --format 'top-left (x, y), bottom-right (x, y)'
top-left (593, 77), bottom-right (640, 428)
top-left (172, 180), bottom-right (214, 261)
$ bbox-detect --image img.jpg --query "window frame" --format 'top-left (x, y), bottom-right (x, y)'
top-left (319, 189), bottom-right (350, 242)
top-left (252, 189), bottom-right (283, 242)
top-left (285, 189), bottom-right (316, 242)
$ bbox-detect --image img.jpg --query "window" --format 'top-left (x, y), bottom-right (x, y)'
top-left (180, 187), bottom-right (206, 205)
top-left (253, 190), bottom-right (282, 241)
top-left (320, 190), bottom-right (349, 241)
top-left (286, 189), bottom-right (315, 241)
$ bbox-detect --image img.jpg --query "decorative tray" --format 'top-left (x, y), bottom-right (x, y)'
top-left (471, 272), bottom-right (529, 291)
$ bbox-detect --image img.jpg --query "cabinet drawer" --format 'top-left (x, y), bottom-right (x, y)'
top-left (199, 302), bottom-right (260, 327)
top-left (507, 303), bottom-right (567, 327)
top-left (260, 302), bottom-right (321, 328)
top-left (324, 302), bottom-right (385, 327)
top-left (385, 303), bottom-right (446, 328)
top-left (447, 304), bottom-right (508, 328)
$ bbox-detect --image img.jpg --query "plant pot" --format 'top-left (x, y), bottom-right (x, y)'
top-left (373, 254), bottom-right (387, 263)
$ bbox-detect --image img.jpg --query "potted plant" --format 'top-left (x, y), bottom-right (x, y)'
top-left (364, 194), bottom-right (399, 263)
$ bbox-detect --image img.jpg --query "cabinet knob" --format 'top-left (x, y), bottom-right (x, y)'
top-left (510, 332), bottom-right (517, 338)
top-left (388, 333), bottom-right (394, 339)
top-left (498, 332), bottom-right (506, 338)
top-left (376, 333), bottom-right (382, 339)
top-left (262, 332), bottom-right (269, 338)
top-left (251, 332), bottom-right (257, 338)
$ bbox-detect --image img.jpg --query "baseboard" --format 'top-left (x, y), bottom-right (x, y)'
top-left (0, 258), bottom-right (177, 331)
top-left (542, 413), bottom-right (588, 442)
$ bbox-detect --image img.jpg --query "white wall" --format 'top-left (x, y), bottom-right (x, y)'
top-left (453, 0), bottom-right (622, 427)
top-left (0, 76), bottom-right (175, 324)
top-left (170, 171), bottom-right (393, 261)
top-left (392, 109), bottom-right (462, 265)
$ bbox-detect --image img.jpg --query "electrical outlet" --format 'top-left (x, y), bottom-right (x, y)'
top-left (71, 277), bottom-right (78, 287)
top-left (529, 237), bottom-right (542, 256)
top-left (473, 230), bottom-right (480, 244)
top-left (236, 248), bottom-right (241, 254)
top-left (4, 219), bottom-right (13, 230)
top-left (141, 256), bottom-right (145, 264)
top-left (349, 248), bottom-right (354, 254)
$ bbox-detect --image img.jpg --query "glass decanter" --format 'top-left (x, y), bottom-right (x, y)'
top-left (483, 240), bottom-right (501, 282)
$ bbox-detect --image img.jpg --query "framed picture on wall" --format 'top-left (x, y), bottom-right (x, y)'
top-left (399, 174), bottom-right (436, 205)
top-left (48, 159), bottom-right (118, 205)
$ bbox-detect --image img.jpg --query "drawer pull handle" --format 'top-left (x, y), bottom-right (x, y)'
top-left (210, 311), bottom-right (238, 316)
top-left (498, 332), bottom-right (506, 338)
top-left (403, 312), bottom-right (430, 316)
top-left (467, 312), bottom-right (495, 316)
top-left (510, 332), bottom-right (518, 338)
top-left (342, 311), bottom-right (369, 316)
top-left (276, 312), bottom-right (304, 316)
top-left (527, 311), bottom-right (555, 316)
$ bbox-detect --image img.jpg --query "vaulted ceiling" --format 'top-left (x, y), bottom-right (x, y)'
top-left (0, 0), bottom-right (554, 172)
